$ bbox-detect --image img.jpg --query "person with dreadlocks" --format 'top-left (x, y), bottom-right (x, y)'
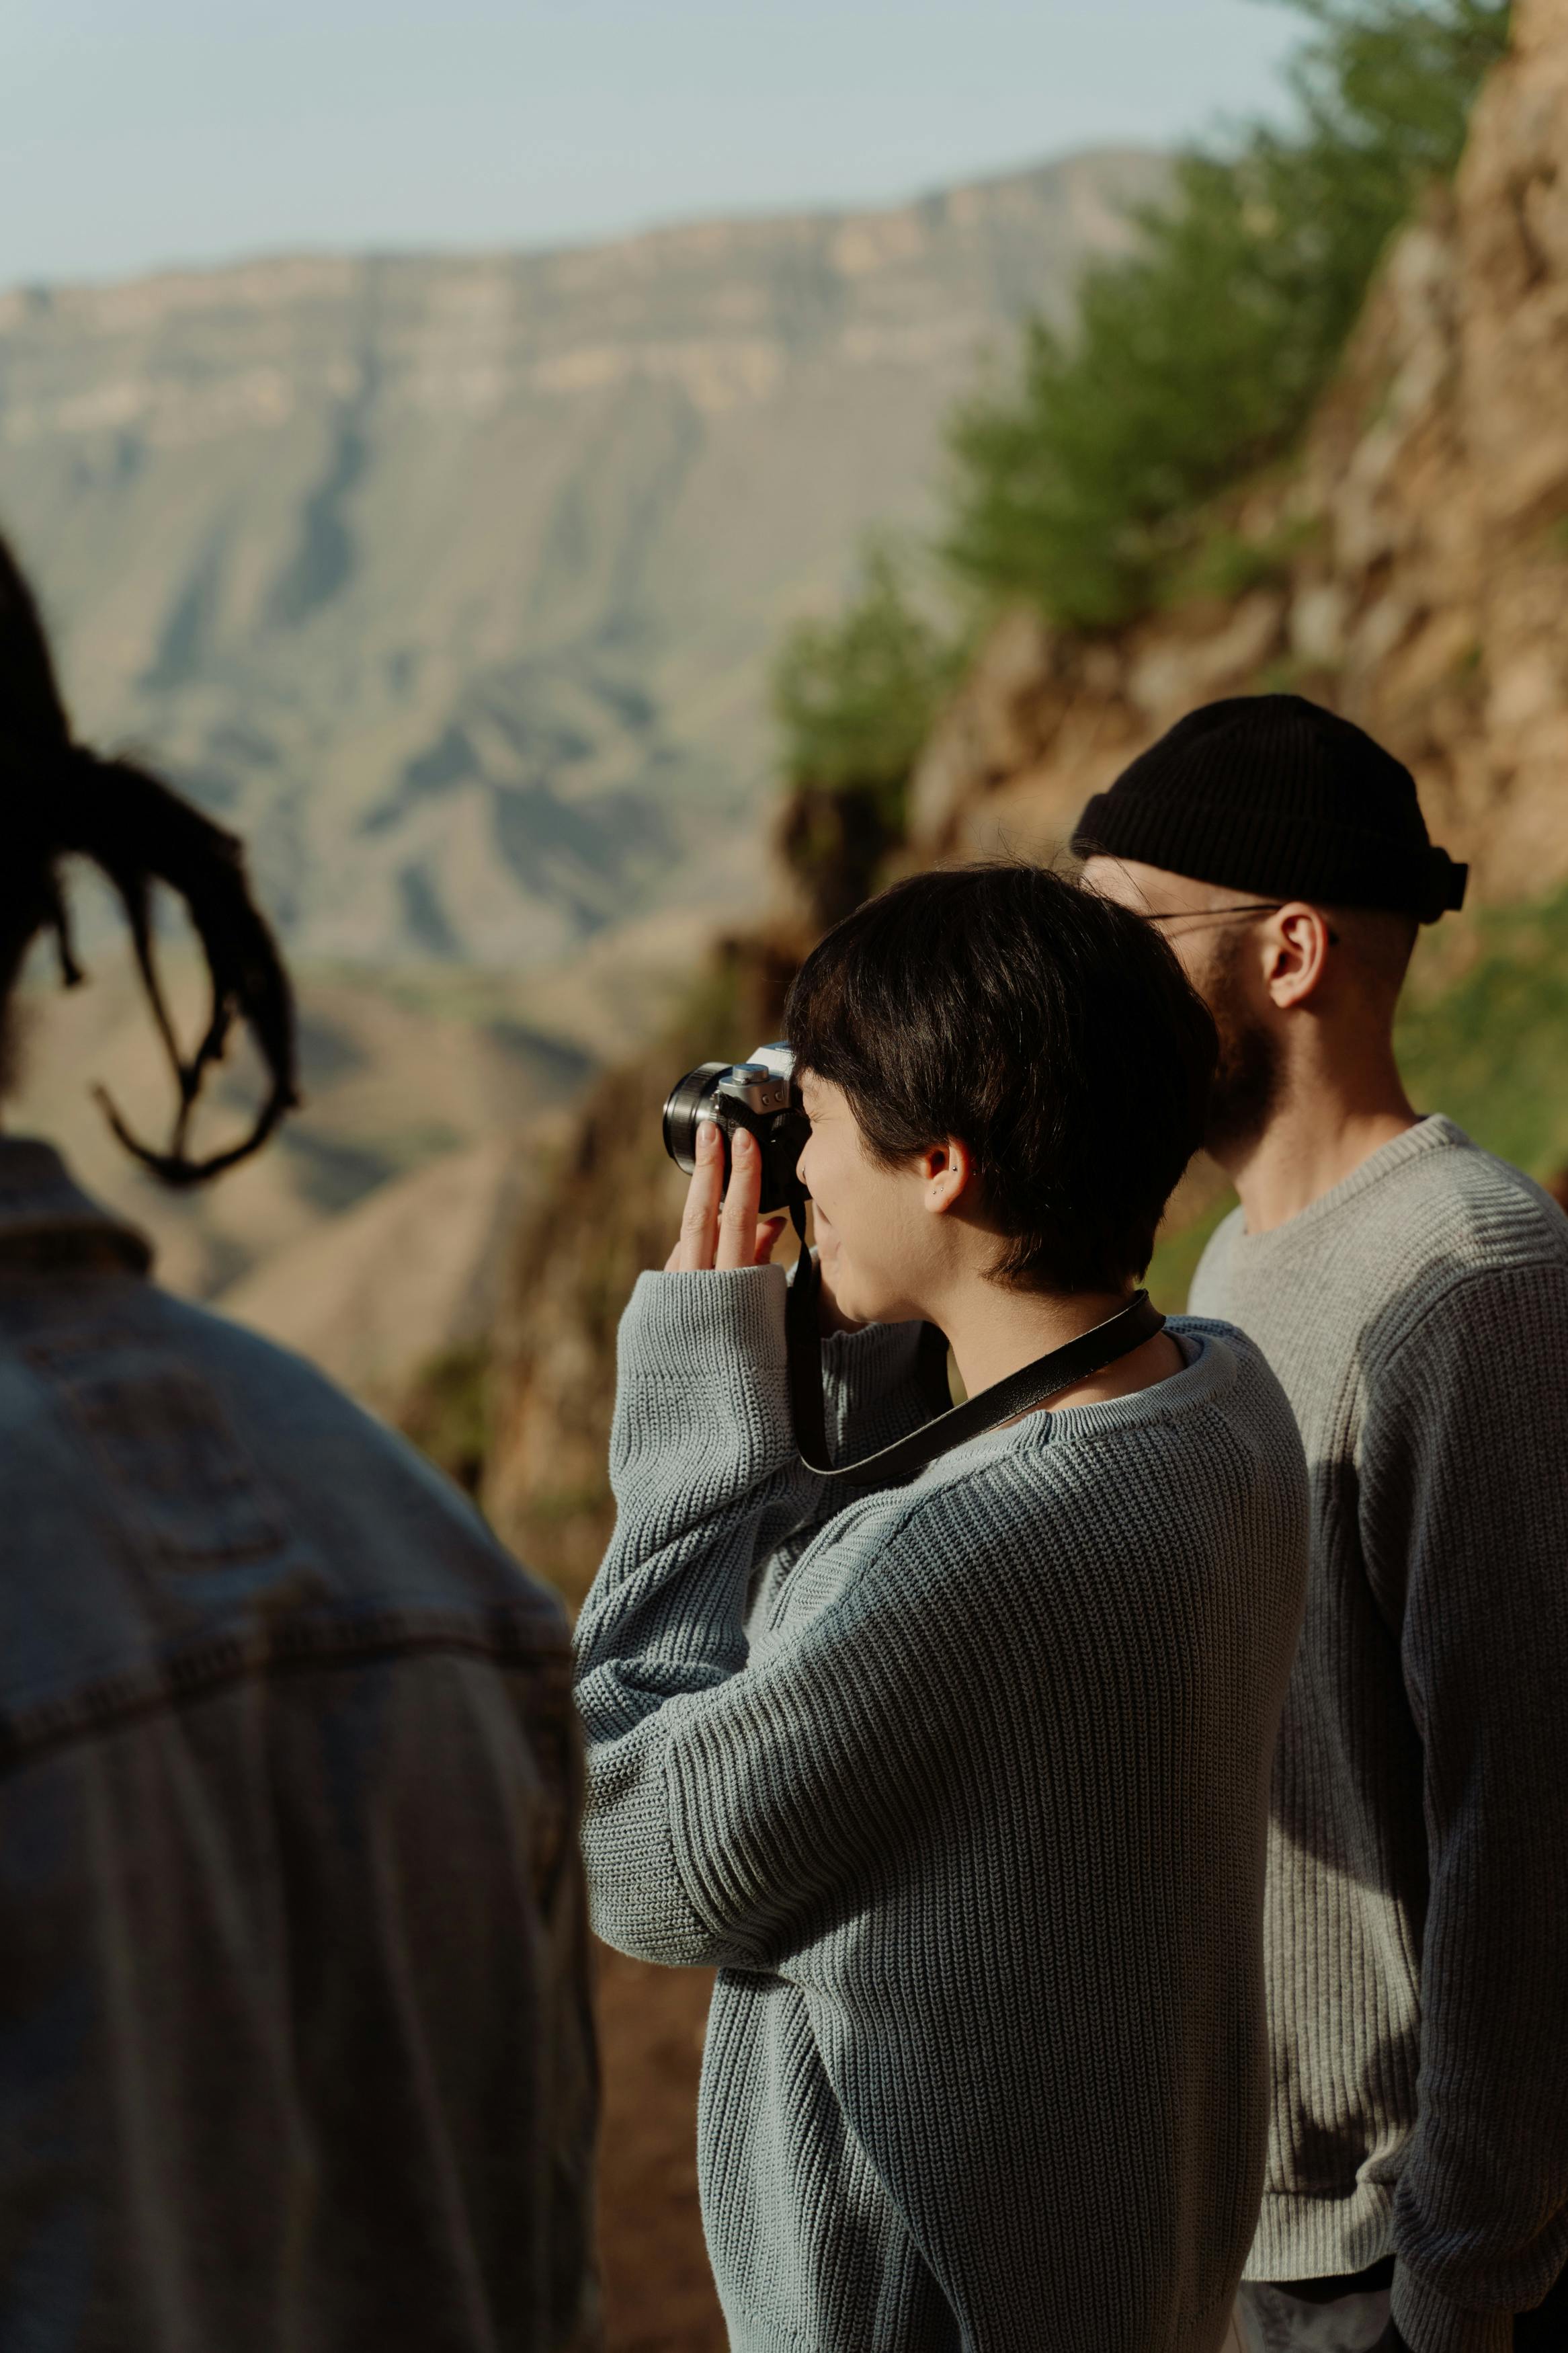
top-left (0, 530), bottom-right (597, 2352)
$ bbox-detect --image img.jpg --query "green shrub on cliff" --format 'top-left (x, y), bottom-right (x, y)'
top-left (771, 545), bottom-right (960, 927)
top-left (945, 0), bottom-right (1512, 629)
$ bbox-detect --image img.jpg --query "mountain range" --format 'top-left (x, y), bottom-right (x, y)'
top-left (1, 148), bottom-right (1163, 1386)
top-left (1, 148), bottom-right (1162, 973)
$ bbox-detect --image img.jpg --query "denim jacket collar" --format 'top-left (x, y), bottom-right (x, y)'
top-left (0, 1136), bottom-right (153, 1273)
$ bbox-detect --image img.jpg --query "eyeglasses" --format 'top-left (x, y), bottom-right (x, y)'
top-left (1139, 902), bottom-right (1285, 926)
top-left (1139, 901), bottom-right (1341, 947)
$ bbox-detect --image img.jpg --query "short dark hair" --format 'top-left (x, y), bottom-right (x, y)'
top-left (785, 864), bottom-right (1218, 1295)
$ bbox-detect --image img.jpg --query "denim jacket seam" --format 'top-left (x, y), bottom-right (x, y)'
top-left (0, 1603), bottom-right (571, 1766)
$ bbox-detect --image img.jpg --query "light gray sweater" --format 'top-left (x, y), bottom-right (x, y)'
top-left (1191, 1117), bottom-right (1568, 2353)
top-left (575, 1265), bottom-right (1309, 2353)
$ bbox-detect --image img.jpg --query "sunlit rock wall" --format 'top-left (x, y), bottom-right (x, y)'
top-left (906, 0), bottom-right (1568, 902)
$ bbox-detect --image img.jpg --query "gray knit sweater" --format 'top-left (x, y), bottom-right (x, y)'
top-left (1190, 1118), bottom-right (1568, 2353)
top-left (575, 1265), bottom-right (1309, 2353)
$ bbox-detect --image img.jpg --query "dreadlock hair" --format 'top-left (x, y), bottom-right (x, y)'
top-left (0, 528), bottom-right (298, 1185)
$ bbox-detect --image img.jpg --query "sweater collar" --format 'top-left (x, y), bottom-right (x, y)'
top-left (0, 1137), bottom-right (153, 1274)
top-left (1231, 1114), bottom-right (1471, 1253)
top-left (925, 1321), bottom-right (1235, 1481)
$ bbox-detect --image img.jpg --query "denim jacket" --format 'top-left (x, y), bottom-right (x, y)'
top-left (0, 1139), bottom-right (597, 2352)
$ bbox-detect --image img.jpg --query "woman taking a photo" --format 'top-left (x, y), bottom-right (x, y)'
top-left (576, 864), bottom-right (1309, 2353)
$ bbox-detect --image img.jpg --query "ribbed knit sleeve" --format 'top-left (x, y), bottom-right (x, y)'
top-left (1360, 1265), bottom-right (1568, 2353)
top-left (576, 1271), bottom-right (986, 1973)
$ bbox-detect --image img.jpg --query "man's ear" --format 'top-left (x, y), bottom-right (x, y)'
top-left (1265, 903), bottom-right (1334, 1010)
top-left (920, 1138), bottom-right (975, 1216)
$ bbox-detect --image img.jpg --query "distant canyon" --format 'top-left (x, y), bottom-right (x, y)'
top-left (1, 149), bottom-right (1161, 1388)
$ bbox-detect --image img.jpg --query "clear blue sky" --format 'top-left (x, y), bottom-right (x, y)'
top-left (2, 0), bottom-right (1303, 288)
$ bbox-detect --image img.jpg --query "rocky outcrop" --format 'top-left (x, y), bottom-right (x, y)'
top-left (906, 0), bottom-right (1568, 900)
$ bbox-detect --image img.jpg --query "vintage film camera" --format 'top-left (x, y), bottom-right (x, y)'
top-left (661, 1043), bottom-right (809, 1214)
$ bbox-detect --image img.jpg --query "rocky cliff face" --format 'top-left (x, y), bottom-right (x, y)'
top-left (905, 0), bottom-right (1568, 898)
top-left (1, 151), bottom-right (1161, 975)
top-left (484, 0), bottom-right (1568, 1589)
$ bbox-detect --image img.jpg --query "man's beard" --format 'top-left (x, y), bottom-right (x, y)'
top-left (1202, 945), bottom-right (1283, 1158)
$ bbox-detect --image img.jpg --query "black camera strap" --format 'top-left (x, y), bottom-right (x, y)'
top-left (784, 1194), bottom-right (1167, 1488)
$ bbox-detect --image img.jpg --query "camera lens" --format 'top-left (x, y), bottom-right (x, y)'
top-left (661, 1064), bottom-right (730, 1174)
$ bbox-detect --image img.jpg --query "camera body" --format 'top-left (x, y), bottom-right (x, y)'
top-left (662, 1042), bottom-right (809, 1214)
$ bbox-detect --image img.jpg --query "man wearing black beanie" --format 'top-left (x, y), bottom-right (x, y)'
top-left (1077, 696), bottom-right (1568, 2353)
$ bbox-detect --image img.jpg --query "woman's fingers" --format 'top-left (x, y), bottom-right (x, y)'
top-left (755, 1215), bottom-right (787, 1265)
top-left (716, 1128), bottom-right (763, 1270)
top-left (671, 1119), bottom-right (723, 1271)
top-left (668, 1127), bottom-right (782, 1274)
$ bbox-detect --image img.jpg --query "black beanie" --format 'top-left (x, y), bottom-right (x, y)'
top-left (1071, 694), bottom-right (1467, 924)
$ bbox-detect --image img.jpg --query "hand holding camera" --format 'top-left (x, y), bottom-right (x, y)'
top-left (660, 1042), bottom-right (860, 1330)
top-left (663, 1041), bottom-right (804, 1273)
top-left (663, 1121), bottom-right (788, 1274)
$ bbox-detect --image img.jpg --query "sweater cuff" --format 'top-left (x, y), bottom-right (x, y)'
top-left (1391, 2264), bottom-right (1513, 2353)
top-left (618, 1265), bottom-right (789, 1384)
